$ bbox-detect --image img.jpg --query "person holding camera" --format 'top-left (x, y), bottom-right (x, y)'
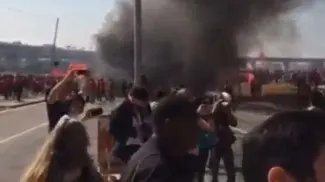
top-left (210, 92), bottom-right (237, 182)
top-left (46, 70), bottom-right (93, 132)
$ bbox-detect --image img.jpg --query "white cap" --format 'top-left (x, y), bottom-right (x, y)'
top-left (220, 92), bottom-right (232, 102)
top-left (176, 88), bottom-right (188, 96)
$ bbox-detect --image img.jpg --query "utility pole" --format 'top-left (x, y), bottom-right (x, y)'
top-left (51, 17), bottom-right (59, 67)
top-left (133, 0), bottom-right (142, 85)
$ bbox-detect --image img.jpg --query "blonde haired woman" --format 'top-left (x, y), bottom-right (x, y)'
top-left (20, 117), bottom-right (102, 182)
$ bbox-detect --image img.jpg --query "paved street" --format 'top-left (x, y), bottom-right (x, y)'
top-left (0, 96), bottom-right (44, 109)
top-left (0, 99), bottom-right (272, 182)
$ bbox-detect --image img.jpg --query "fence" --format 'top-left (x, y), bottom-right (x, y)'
top-left (96, 115), bottom-right (244, 182)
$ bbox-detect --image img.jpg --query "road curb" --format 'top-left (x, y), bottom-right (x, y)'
top-left (1, 99), bottom-right (45, 109)
top-left (237, 104), bottom-right (295, 113)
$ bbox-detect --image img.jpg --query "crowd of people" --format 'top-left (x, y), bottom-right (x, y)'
top-left (0, 73), bottom-right (49, 101)
top-left (0, 71), bottom-right (125, 104)
top-left (19, 69), bottom-right (325, 182)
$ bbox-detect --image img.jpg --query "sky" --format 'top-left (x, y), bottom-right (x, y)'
top-left (0, 0), bottom-right (324, 57)
top-left (0, 0), bottom-right (114, 50)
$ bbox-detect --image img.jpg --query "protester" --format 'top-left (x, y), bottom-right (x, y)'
top-left (120, 95), bottom-right (200, 182)
top-left (13, 75), bottom-right (23, 102)
top-left (109, 86), bottom-right (152, 164)
top-left (242, 110), bottom-right (325, 182)
top-left (20, 117), bottom-right (101, 182)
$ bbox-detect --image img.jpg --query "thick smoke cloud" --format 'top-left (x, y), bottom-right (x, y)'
top-left (96, 0), bottom-right (312, 93)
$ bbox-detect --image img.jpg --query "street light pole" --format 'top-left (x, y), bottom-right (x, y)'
top-left (133, 0), bottom-right (142, 85)
top-left (51, 17), bottom-right (59, 67)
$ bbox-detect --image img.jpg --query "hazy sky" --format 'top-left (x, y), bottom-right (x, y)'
top-left (0, 0), bottom-right (114, 49)
top-left (0, 0), bottom-right (324, 57)
top-left (256, 1), bottom-right (325, 58)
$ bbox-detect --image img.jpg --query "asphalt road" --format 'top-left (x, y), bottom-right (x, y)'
top-left (0, 100), bottom-right (272, 182)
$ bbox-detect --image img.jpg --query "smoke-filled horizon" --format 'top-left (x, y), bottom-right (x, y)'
top-left (95, 0), bottom-right (314, 93)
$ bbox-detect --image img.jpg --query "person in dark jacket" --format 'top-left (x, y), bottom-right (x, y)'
top-left (120, 95), bottom-right (200, 182)
top-left (109, 86), bottom-right (152, 163)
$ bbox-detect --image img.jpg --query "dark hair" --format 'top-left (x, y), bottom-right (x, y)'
top-left (155, 89), bottom-right (168, 100)
top-left (153, 95), bottom-right (199, 154)
top-left (242, 111), bottom-right (325, 182)
top-left (129, 86), bottom-right (149, 101)
top-left (75, 94), bottom-right (86, 105)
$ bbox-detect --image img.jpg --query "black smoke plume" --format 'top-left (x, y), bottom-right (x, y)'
top-left (96, 0), bottom-right (311, 94)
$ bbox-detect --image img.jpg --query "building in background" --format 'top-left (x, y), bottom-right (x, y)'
top-left (0, 42), bottom-right (96, 73)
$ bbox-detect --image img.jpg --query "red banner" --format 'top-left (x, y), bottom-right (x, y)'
top-left (68, 63), bottom-right (88, 71)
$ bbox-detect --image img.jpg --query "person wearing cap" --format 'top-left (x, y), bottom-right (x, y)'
top-left (109, 86), bottom-right (152, 163)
